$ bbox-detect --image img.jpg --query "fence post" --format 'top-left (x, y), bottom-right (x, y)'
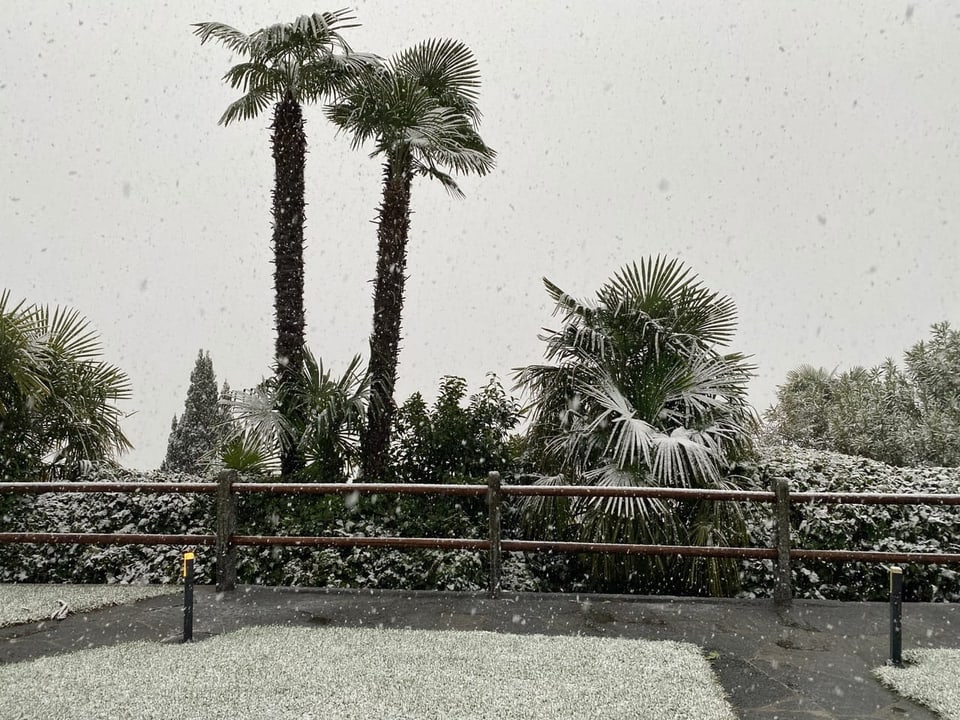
top-left (889, 566), bottom-right (903, 667)
top-left (772, 476), bottom-right (793, 607)
top-left (215, 470), bottom-right (237, 592)
top-left (182, 550), bottom-right (195, 643)
top-left (487, 471), bottom-right (502, 599)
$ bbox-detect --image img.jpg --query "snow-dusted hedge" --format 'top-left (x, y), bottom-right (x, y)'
top-left (0, 468), bottom-right (538, 592)
top-left (740, 445), bottom-right (960, 601)
top-left (0, 466), bottom-right (215, 584)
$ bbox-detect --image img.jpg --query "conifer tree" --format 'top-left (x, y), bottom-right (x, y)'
top-left (161, 350), bottom-right (222, 474)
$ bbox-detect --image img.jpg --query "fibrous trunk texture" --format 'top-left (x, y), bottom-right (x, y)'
top-left (361, 160), bottom-right (413, 481)
top-left (271, 92), bottom-right (307, 477)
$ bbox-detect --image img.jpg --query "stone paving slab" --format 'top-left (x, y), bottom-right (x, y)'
top-left (1, 586), bottom-right (957, 720)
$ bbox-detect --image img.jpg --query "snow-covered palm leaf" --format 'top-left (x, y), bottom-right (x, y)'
top-left (543, 278), bottom-right (599, 325)
top-left (220, 62), bottom-right (284, 94)
top-left (220, 430), bottom-right (280, 474)
top-left (192, 22), bottom-right (251, 54)
top-left (34, 305), bottom-right (101, 363)
top-left (651, 427), bottom-right (719, 486)
top-left (579, 465), bottom-right (674, 527)
top-left (251, 11), bottom-right (358, 58)
top-left (602, 257), bottom-right (738, 347)
top-left (575, 374), bottom-right (658, 470)
top-left (218, 87), bottom-right (280, 126)
top-left (659, 351), bottom-right (753, 422)
top-left (391, 38), bottom-right (482, 123)
top-left (223, 383), bottom-right (291, 458)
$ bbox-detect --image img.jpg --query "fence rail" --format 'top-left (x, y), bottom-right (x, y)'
top-left (2, 472), bottom-right (960, 605)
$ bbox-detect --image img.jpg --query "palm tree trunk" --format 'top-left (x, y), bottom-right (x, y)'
top-left (361, 160), bottom-right (413, 480)
top-left (271, 92), bottom-right (307, 476)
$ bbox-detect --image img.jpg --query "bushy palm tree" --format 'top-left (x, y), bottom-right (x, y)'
top-left (0, 290), bottom-right (132, 479)
top-left (326, 39), bottom-right (496, 481)
top-left (195, 11), bottom-right (375, 475)
top-left (514, 257), bottom-right (757, 595)
top-left (221, 349), bottom-right (369, 480)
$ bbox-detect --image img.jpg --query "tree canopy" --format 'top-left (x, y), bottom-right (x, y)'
top-left (765, 322), bottom-right (960, 466)
top-left (0, 290), bottom-right (131, 479)
top-left (161, 350), bottom-right (223, 475)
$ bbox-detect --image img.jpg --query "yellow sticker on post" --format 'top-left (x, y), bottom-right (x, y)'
top-left (182, 551), bottom-right (195, 578)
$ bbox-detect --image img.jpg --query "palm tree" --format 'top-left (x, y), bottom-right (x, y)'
top-left (326, 39), bottom-right (496, 480)
top-left (194, 11), bottom-right (375, 475)
top-left (221, 349), bottom-right (369, 480)
top-left (514, 257), bottom-right (758, 595)
top-left (0, 290), bottom-right (132, 479)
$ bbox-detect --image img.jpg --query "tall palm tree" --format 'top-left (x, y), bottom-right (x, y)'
top-left (514, 257), bottom-right (758, 595)
top-left (194, 11), bottom-right (375, 475)
top-left (326, 39), bottom-right (496, 480)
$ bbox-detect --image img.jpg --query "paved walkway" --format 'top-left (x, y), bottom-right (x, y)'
top-left (1, 587), bottom-right (957, 719)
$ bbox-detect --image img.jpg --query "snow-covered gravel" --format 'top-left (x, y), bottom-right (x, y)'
top-left (0, 584), bottom-right (178, 627)
top-left (0, 625), bottom-right (736, 720)
top-left (875, 649), bottom-right (960, 720)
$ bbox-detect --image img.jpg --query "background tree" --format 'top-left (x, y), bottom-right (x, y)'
top-left (326, 38), bottom-right (496, 480)
top-left (766, 322), bottom-right (960, 466)
top-left (391, 374), bottom-right (521, 483)
top-left (195, 11), bottom-right (375, 475)
top-left (904, 322), bottom-right (960, 465)
top-left (161, 350), bottom-right (223, 475)
top-left (0, 290), bottom-right (131, 479)
top-left (514, 257), bottom-right (758, 595)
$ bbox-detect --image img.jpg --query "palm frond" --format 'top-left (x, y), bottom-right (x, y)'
top-left (391, 39), bottom-right (483, 123)
top-left (192, 22), bottom-right (251, 54)
top-left (34, 304), bottom-right (101, 362)
top-left (218, 87), bottom-right (278, 125)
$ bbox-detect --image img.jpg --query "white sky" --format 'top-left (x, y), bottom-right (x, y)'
top-left (2, 1), bottom-right (959, 470)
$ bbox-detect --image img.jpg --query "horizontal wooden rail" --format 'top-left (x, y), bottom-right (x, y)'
top-left (232, 535), bottom-right (488, 550)
top-left (790, 492), bottom-right (960, 506)
top-left (500, 540), bottom-right (776, 559)
top-left (233, 483), bottom-right (488, 496)
top-left (790, 548), bottom-right (960, 563)
top-left (502, 486), bottom-right (776, 501)
top-left (0, 482), bottom-right (217, 494)
top-left (0, 532), bottom-right (216, 546)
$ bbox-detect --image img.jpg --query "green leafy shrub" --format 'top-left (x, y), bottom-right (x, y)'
top-left (0, 466), bottom-right (215, 584)
top-left (740, 445), bottom-right (960, 601)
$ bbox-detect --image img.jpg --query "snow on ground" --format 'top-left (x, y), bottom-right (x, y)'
top-left (0, 584), bottom-right (178, 627)
top-left (0, 625), bottom-right (736, 720)
top-left (875, 649), bottom-right (960, 720)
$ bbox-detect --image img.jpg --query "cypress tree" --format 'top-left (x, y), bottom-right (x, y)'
top-left (161, 350), bottom-right (221, 474)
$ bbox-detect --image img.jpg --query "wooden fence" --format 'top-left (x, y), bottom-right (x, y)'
top-left (2, 472), bottom-right (960, 606)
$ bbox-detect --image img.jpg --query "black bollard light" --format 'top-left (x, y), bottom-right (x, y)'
top-left (889, 565), bottom-right (903, 667)
top-left (182, 550), bottom-right (195, 643)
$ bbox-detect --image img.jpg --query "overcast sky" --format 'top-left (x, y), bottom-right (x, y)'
top-left (2, 1), bottom-right (958, 470)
